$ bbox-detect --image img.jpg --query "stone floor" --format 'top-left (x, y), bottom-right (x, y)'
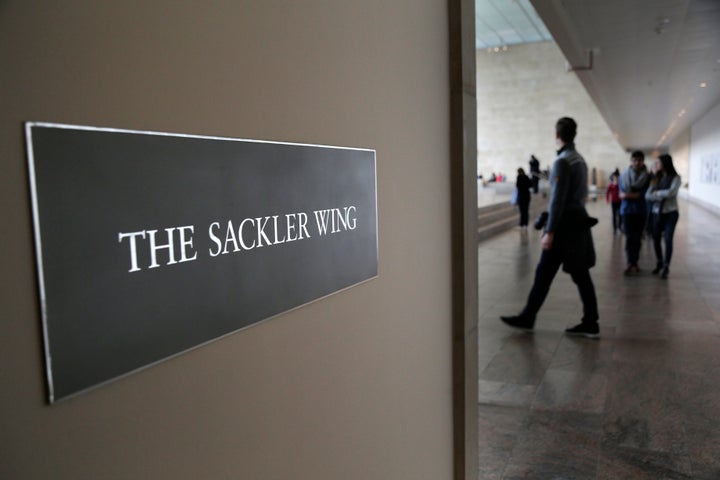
top-left (476, 198), bottom-right (720, 479)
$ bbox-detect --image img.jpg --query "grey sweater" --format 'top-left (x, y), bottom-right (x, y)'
top-left (546, 144), bottom-right (588, 234)
top-left (646, 175), bottom-right (681, 214)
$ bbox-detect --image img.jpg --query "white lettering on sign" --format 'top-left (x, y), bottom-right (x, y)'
top-left (118, 225), bottom-right (198, 272)
top-left (119, 206), bottom-right (357, 273)
top-left (314, 206), bottom-right (357, 235)
top-left (207, 211), bottom-right (311, 258)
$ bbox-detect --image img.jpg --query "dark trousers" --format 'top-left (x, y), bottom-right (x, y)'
top-left (652, 211), bottom-right (679, 267)
top-left (531, 176), bottom-right (539, 194)
top-left (611, 202), bottom-right (621, 232)
top-left (520, 247), bottom-right (599, 324)
top-left (518, 200), bottom-right (530, 226)
top-left (623, 213), bottom-right (645, 265)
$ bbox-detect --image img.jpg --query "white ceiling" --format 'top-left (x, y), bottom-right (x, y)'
top-left (477, 0), bottom-right (720, 152)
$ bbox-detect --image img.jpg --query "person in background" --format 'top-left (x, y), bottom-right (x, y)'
top-left (606, 173), bottom-right (622, 234)
top-left (529, 154), bottom-right (541, 193)
top-left (646, 154), bottom-right (681, 279)
top-left (619, 150), bottom-right (649, 275)
top-left (515, 167), bottom-right (532, 228)
top-left (501, 117), bottom-right (599, 338)
top-left (644, 158), bottom-right (661, 237)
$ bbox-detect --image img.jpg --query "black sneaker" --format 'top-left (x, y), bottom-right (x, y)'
top-left (500, 315), bottom-right (534, 332)
top-left (565, 322), bottom-right (599, 339)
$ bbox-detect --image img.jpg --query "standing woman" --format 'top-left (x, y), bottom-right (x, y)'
top-left (644, 159), bottom-right (661, 238)
top-left (646, 154), bottom-right (681, 279)
top-left (516, 167), bottom-right (532, 228)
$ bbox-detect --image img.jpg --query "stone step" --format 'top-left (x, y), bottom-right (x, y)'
top-left (478, 203), bottom-right (516, 224)
top-left (477, 196), bottom-right (548, 241)
top-left (478, 215), bottom-right (519, 241)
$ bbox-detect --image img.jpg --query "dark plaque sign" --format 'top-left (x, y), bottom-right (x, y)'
top-left (26, 123), bottom-right (378, 403)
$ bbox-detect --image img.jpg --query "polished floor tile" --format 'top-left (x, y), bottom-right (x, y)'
top-left (477, 199), bottom-right (720, 479)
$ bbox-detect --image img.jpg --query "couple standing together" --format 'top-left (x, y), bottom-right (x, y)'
top-left (620, 150), bottom-right (681, 279)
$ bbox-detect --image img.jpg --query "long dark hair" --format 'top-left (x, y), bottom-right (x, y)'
top-left (658, 154), bottom-right (677, 177)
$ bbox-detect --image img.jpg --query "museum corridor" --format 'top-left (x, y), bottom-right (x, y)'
top-left (476, 198), bottom-right (720, 479)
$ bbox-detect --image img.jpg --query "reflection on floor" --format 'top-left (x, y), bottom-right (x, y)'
top-left (477, 198), bottom-right (720, 480)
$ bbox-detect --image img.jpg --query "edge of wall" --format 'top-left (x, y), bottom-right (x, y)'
top-left (448, 0), bottom-right (479, 479)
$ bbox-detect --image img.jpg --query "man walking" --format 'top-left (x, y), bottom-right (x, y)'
top-left (501, 117), bottom-right (599, 338)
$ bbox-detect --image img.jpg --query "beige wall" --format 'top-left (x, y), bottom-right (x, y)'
top-left (0, 2), bottom-right (460, 479)
top-left (687, 99), bottom-right (720, 211)
top-left (670, 127), bottom-right (691, 187)
top-left (476, 41), bottom-right (626, 187)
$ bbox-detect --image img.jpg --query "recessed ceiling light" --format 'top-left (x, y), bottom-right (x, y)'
top-left (700, 82), bottom-right (708, 88)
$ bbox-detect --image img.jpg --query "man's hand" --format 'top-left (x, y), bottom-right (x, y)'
top-left (541, 232), bottom-right (554, 250)
top-left (620, 191), bottom-right (639, 200)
